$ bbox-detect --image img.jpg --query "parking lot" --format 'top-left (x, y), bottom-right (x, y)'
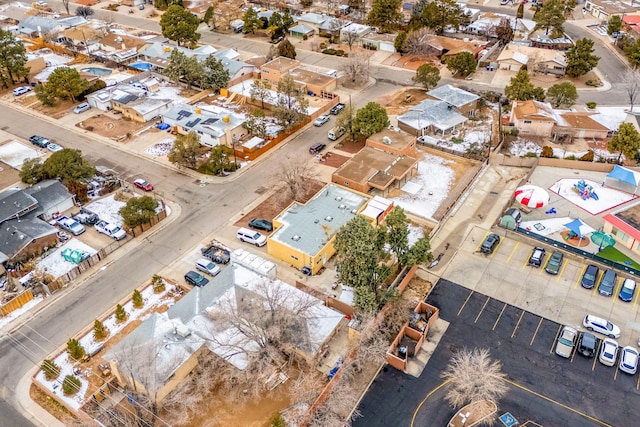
top-left (440, 226), bottom-right (640, 349)
top-left (355, 279), bottom-right (638, 427)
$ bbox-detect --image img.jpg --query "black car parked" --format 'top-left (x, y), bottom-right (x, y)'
top-left (184, 270), bottom-right (209, 287)
top-left (248, 218), bottom-right (273, 232)
top-left (581, 264), bottom-right (599, 289)
top-left (309, 142), bottom-right (327, 154)
top-left (528, 246), bottom-right (546, 267)
top-left (577, 332), bottom-right (598, 358)
top-left (480, 233), bottom-right (500, 254)
top-left (330, 103), bottom-right (345, 115)
top-left (29, 135), bottom-right (51, 148)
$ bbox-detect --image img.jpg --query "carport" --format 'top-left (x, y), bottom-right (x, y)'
top-left (605, 165), bottom-right (640, 194)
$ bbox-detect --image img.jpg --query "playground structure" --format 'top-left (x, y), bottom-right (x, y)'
top-left (573, 180), bottom-right (599, 201)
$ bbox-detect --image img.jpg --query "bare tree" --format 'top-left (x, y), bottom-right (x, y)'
top-left (404, 28), bottom-right (437, 56)
top-left (275, 159), bottom-right (318, 201)
top-left (341, 49), bottom-right (370, 87)
top-left (61, 0), bottom-right (70, 15)
top-left (622, 69), bottom-right (640, 112)
top-left (250, 79), bottom-right (272, 110)
top-left (342, 30), bottom-right (360, 51)
top-left (441, 348), bottom-right (508, 410)
top-left (97, 12), bottom-right (116, 35)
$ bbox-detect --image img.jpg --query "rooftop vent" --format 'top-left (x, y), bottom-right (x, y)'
top-left (382, 136), bottom-right (392, 145)
top-left (314, 219), bottom-right (320, 224)
top-left (325, 216), bottom-right (333, 222)
top-left (292, 235), bottom-right (301, 241)
top-left (351, 209), bottom-right (357, 214)
top-left (335, 196), bottom-right (343, 201)
top-left (338, 204), bottom-right (346, 210)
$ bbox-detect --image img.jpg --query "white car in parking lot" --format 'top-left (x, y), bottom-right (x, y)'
top-left (619, 346), bottom-right (639, 374)
top-left (599, 338), bottom-right (619, 367)
top-left (583, 314), bottom-right (620, 338)
top-left (555, 326), bottom-right (577, 358)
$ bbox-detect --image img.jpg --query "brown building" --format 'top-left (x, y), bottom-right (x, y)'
top-left (285, 67), bottom-right (337, 95)
top-left (555, 112), bottom-right (611, 140)
top-left (332, 147), bottom-right (418, 195)
top-left (366, 128), bottom-right (417, 157)
top-left (260, 57), bottom-right (301, 85)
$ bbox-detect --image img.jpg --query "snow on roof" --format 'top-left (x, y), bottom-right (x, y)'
top-left (290, 23), bottom-right (315, 34)
top-left (428, 84), bottom-right (480, 108)
top-left (298, 12), bottom-right (328, 25)
top-left (400, 99), bottom-right (468, 131)
top-left (589, 106), bottom-right (629, 131)
top-left (360, 195), bottom-right (394, 221)
top-left (0, 140), bottom-right (42, 168)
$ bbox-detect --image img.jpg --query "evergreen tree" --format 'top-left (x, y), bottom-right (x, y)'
top-left (412, 64), bottom-right (441, 90)
top-left (625, 38), bottom-right (640, 69)
top-left (202, 55), bottom-right (229, 93)
top-left (277, 39), bottom-right (297, 59)
top-left (418, 0), bottom-right (464, 34)
top-left (446, 51), bottom-right (477, 77)
top-left (394, 31), bottom-right (407, 54)
top-left (151, 274), bottom-right (166, 293)
top-left (63, 375), bottom-right (81, 396)
top-left (160, 5), bottom-right (201, 47)
top-left (546, 82), bottom-right (578, 107)
top-left (168, 131), bottom-right (204, 169)
top-left (353, 102), bottom-right (389, 138)
top-left (42, 68), bottom-right (89, 102)
top-left (367, 0), bottom-right (403, 33)
top-left (565, 38), bottom-right (600, 78)
top-left (119, 196), bottom-right (159, 229)
top-left (250, 79), bottom-right (272, 110)
top-left (504, 69), bottom-right (546, 101)
top-left (67, 338), bottom-right (85, 360)
top-left (609, 123), bottom-right (640, 162)
top-left (533, 0), bottom-right (566, 38)
top-left (93, 319), bottom-right (109, 341)
top-left (0, 28), bottom-right (30, 89)
top-left (607, 15), bottom-right (622, 35)
top-left (516, 3), bottom-right (524, 19)
top-left (41, 359), bottom-right (60, 380)
top-left (203, 6), bottom-right (214, 27)
top-left (115, 304), bottom-right (127, 323)
top-left (132, 289), bottom-right (144, 308)
top-left (242, 7), bottom-right (259, 34)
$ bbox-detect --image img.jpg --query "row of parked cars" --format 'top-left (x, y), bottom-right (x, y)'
top-left (555, 315), bottom-right (639, 374)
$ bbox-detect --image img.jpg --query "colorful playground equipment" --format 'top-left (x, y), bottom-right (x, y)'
top-left (573, 180), bottom-right (599, 201)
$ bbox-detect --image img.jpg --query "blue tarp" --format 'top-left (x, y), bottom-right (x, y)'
top-left (157, 123), bottom-right (170, 130)
top-left (607, 165), bottom-right (639, 187)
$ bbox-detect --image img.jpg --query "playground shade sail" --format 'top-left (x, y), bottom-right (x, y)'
top-left (563, 218), bottom-right (595, 239)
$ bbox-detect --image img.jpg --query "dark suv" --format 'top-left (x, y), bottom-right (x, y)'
top-left (581, 264), bottom-right (600, 289)
top-left (184, 270), bottom-right (209, 287)
top-left (598, 269), bottom-right (617, 297)
top-left (480, 233), bottom-right (500, 254)
top-left (577, 332), bottom-right (598, 358)
top-left (29, 135), bottom-right (51, 148)
top-left (309, 142), bottom-right (326, 154)
top-left (528, 246), bottom-right (546, 268)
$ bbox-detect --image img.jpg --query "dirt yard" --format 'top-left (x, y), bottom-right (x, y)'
top-left (235, 179), bottom-right (327, 228)
top-left (377, 87), bottom-right (431, 116)
top-left (31, 99), bottom-right (76, 119)
top-left (334, 138), bottom-right (365, 154)
top-left (321, 151), bottom-right (350, 168)
top-left (76, 114), bottom-right (150, 141)
top-left (0, 160), bottom-right (20, 188)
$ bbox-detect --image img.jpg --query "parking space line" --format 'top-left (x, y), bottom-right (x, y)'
top-left (522, 422), bottom-right (544, 427)
top-left (575, 265), bottom-right (586, 288)
top-left (592, 340), bottom-right (603, 372)
top-left (592, 271), bottom-right (603, 295)
top-left (492, 303), bottom-right (507, 331)
top-left (612, 278), bottom-right (623, 299)
top-left (410, 380), bottom-right (450, 427)
top-left (506, 242), bottom-right (519, 263)
top-left (457, 290), bottom-right (474, 317)
top-left (550, 324), bottom-right (562, 354)
top-left (637, 374), bottom-right (640, 390)
top-left (539, 255), bottom-right (550, 275)
top-left (530, 317), bottom-right (544, 346)
top-left (522, 255), bottom-right (530, 269)
top-left (557, 259), bottom-right (568, 281)
top-left (475, 232), bottom-right (491, 253)
top-left (504, 379), bottom-right (613, 427)
top-left (511, 310), bottom-right (525, 338)
top-left (474, 296), bottom-right (490, 324)
top-left (614, 366), bottom-right (619, 381)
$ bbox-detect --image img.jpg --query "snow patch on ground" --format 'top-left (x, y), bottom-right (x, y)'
top-left (407, 224), bottom-right (425, 247)
top-left (151, 84), bottom-right (188, 104)
top-left (144, 138), bottom-right (174, 157)
top-left (391, 154), bottom-right (454, 220)
top-left (37, 239), bottom-right (97, 279)
top-left (509, 139), bottom-right (542, 157)
top-left (0, 140), bottom-right (43, 168)
top-left (34, 284), bottom-right (174, 410)
top-left (85, 195), bottom-right (126, 226)
top-left (0, 296), bottom-right (43, 330)
top-left (549, 178), bottom-right (637, 215)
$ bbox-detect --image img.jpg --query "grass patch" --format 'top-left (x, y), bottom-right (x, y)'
top-left (595, 246), bottom-right (640, 270)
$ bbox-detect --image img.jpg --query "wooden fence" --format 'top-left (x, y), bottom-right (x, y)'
top-left (0, 289), bottom-right (34, 316)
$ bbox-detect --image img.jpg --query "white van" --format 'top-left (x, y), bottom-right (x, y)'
top-left (74, 102), bottom-right (90, 114)
top-left (237, 227), bottom-right (267, 247)
top-left (196, 258), bottom-right (221, 276)
top-left (328, 126), bottom-right (346, 141)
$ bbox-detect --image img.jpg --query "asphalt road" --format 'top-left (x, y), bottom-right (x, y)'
top-left (355, 279), bottom-right (638, 427)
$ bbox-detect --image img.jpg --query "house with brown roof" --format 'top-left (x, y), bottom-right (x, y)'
top-left (509, 100), bottom-right (558, 137)
top-left (98, 33), bottom-right (147, 53)
top-left (554, 112), bottom-right (610, 140)
top-left (331, 147), bottom-right (418, 195)
top-left (367, 128), bottom-right (417, 157)
top-left (285, 67), bottom-right (337, 95)
top-left (584, 0), bottom-right (640, 20)
top-left (497, 43), bottom-right (567, 76)
top-left (260, 57), bottom-right (301, 85)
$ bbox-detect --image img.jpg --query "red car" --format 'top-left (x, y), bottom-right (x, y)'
top-left (134, 178), bottom-right (153, 191)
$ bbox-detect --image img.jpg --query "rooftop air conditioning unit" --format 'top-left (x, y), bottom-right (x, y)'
top-left (382, 136), bottom-right (392, 145)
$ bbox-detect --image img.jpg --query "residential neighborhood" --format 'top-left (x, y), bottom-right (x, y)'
top-left (0, 0), bottom-right (639, 426)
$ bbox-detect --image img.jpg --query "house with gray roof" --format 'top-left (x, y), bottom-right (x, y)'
top-left (18, 16), bottom-right (64, 37)
top-left (428, 84), bottom-right (480, 116)
top-left (161, 103), bottom-right (246, 147)
top-left (86, 84), bottom-right (146, 111)
top-left (121, 98), bottom-right (173, 122)
top-left (267, 184), bottom-right (369, 275)
top-left (0, 180), bottom-right (75, 262)
top-left (105, 264), bottom-right (343, 402)
top-left (289, 23), bottom-right (315, 38)
top-left (397, 99), bottom-right (468, 136)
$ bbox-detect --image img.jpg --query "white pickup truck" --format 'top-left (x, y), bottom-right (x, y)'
top-left (95, 220), bottom-right (126, 241)
top-left (57, 216), bottom-right (85, 236)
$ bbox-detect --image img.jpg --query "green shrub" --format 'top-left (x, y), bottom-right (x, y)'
top-left (151, 274), bottom-right (166, 293)
top-left (451, 137), bottom-right (463, 144)
top-left (585, 80), bottom-right (595, 86)
top-left (322, 48), bottom-right (337, 55)
top-left (93, 319), bottom-right (109, 341)
top-left (565, 155), bottom-right (576, 160)
top-left (523, 152), bottom-right (539, 158)
top-left (115, 304), bottom-right (127, 323)
top-left (132, 289), bottom-right (143, 308)
top-left (510, 128), bottom-right (519, 137)
top-left (63, 375), bottom-right (81, 396)
top-left (270, 413), bottom-right (286, 427)
top-left (541, 146), bottom-right (554, 158)
top-left (41, 359), bottom-right (60, 381)
top-left (586, 102), bottom-right (597, 109)
top-left (319, 42), bottom-right (327, 49)
top-left (66, 338), bottom-right (85, 361)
